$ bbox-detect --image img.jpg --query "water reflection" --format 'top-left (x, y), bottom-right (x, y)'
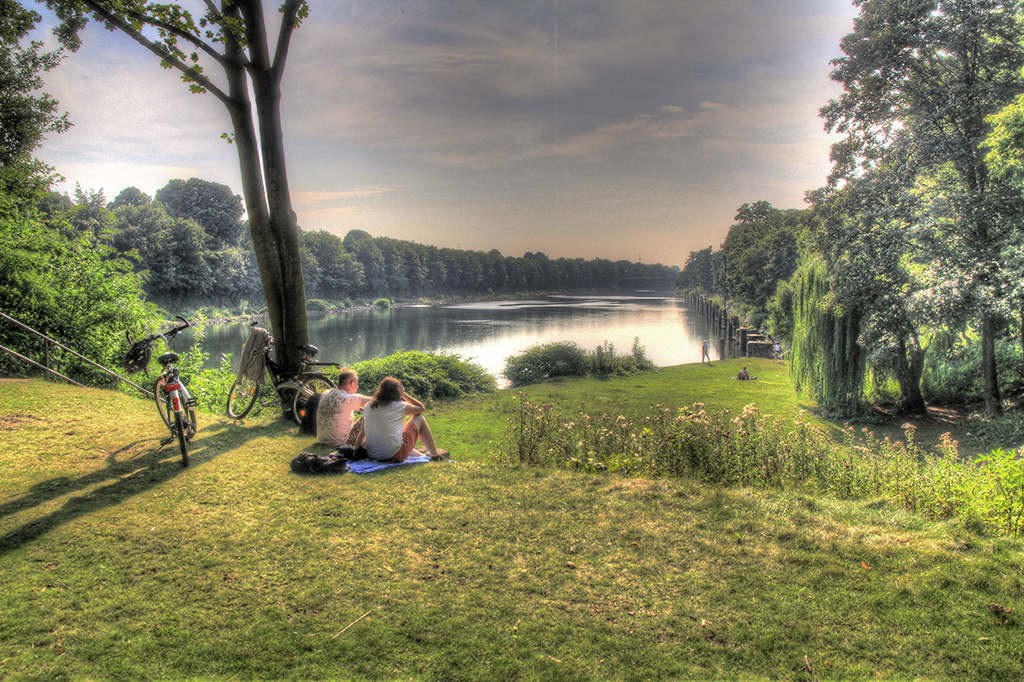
top-left (189, 295), bottom-right (723, 381)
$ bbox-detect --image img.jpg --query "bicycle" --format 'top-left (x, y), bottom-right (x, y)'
top-left (226, 322), bottom-right (340, 424)
top-left (122, 316), bottom-right (197, 467)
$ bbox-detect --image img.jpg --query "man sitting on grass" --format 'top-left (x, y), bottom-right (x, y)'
top-left (316, 369), bottom-right (371, 447)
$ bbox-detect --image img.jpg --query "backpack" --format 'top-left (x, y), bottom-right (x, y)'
top-left (334, 443), bottom-right (369, 461)
top-left (290, 451), bottom-right (350, 474)
top-left (298, 393), bottom-right (321, 436)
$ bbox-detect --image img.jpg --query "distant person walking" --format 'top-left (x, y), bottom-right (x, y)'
top-left (701, 340), bottom-right (711, 364)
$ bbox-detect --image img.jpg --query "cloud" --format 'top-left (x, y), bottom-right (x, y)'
top-left (291, 187), bottom-right (396, 206)
top-left (31, 0), bottom-right (861, 268)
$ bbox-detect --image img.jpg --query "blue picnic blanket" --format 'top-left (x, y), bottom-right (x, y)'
top-left (346, 454), bottom-right (447, 474)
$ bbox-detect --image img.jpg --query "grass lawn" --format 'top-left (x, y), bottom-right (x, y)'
top-left (1, 359), bottom-right (1023, 681)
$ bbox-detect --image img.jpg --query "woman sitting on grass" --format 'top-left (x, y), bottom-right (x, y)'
top-left (363, 377), bottom-right (448, 462)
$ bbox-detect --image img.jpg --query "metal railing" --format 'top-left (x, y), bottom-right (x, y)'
top-left (0, 311), bottom-right (153, 398)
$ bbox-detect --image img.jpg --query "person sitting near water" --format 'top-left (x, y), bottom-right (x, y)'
top-left (363, 377), bottom-right (448, 462)
top-left (316, 369), bottom-right (372, 447)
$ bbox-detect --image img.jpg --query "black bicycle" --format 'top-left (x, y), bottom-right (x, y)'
top-left (226, 322), bottom-right (339, 424)
top-left (123, 316), bottom-right (197, 467)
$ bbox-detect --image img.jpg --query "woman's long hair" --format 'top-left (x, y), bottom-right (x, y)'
top-left (369, 377), bottom-right (403, 409)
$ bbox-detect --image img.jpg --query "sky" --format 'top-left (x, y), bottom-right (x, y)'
top-left (35, 0), bottom-right (860, 269)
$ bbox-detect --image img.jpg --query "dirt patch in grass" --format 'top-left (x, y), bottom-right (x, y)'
top-left (0, 413), bottom-right (39, 430)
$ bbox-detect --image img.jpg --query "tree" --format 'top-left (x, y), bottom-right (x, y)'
top-left (108, 186), bottom-right (151, 210)
top-left (300, 229), bottom-right (364, 297)
top-left (46, 0), bottom-right (312, 370)
top-left (820, 0), bottom-right (1024, 415)
top-left (111, 201), bottom-right (214, 302)
top-left (0, 0), bottom-right (68, 209)
top-left (720, 201), bottom-right (801, 310)
top-left (675, 247), bottom-right (715, 294)
top-left (155, 177), bottom-right (244, 249)
top-left (1, 2), bottom-right (155, 377)
top-left (812, 163), bottom-right (935, 414)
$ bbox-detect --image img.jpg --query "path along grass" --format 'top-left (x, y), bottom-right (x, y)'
top-left (0, 360), bottom-right (1022, 681)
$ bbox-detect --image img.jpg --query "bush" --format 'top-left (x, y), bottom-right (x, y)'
top-left (307, 299), bottom-right (331, 313)
top-left (503, 342), bottom-right (588, 386)
top-left (352, 350), bottom-right (495, 400)
top-left (586, 338), bottom-right (657, 377)
top-left (923, 335), bottom-right (1024, 404)
top-left (504, 339), bottom-right (656, 386)
top-left (373, 298), bottom-right (391, 309)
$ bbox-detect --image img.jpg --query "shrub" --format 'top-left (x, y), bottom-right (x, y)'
top-left (307, 299), bottom-right (331, 313)
top-left (373, 298), bottom-right (391, 309)
top-left (503, 342), bottom-right (588, 386)
top-left (352, 350), bottom-right (495, 400)
top-left (586, 338), bottom-right (657, 377)
top-left (504, 339), bottom-right (656, 386)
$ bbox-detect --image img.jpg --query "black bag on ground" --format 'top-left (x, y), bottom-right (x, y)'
top-left (290, 451), bottom-right (349, 474)
top-left (334, 444), bottom-right (368, 461)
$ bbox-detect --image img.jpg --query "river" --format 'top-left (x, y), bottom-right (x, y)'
top-left (186, 294), bottom-right (719, 385)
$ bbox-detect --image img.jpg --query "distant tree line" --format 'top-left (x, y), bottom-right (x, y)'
top-left (38, 178), bottom-right (678, 309)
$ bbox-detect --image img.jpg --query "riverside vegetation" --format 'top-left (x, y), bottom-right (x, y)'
top-left (1, 358), bottom-right (1023, 680)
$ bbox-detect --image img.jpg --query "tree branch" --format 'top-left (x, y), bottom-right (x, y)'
top-left (77, 0), bottom-right (232, 105)
top-left (271, 0), bottom-right (304, 82)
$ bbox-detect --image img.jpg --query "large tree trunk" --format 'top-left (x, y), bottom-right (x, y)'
top-left (229, 0), bottom-right (309, 372)
top-left (895, 334), bottom-right (927, 415)
top-left (982, 313), bottom-right (1002, 416)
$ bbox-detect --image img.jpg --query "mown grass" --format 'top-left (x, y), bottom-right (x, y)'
top-left (1, 361), bottom-right (1023, 681)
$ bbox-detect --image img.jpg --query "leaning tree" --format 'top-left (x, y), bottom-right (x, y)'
top-left (44, 0), bottom-right (312, 372)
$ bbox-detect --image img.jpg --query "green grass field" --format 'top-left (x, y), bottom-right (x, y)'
top-left (1, 359), bottom-right (1022, 681)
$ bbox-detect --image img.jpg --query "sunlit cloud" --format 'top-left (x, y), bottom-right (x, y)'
top-left (291, 187), bottom-right (396, 206)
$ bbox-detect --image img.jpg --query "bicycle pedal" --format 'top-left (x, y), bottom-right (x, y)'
top-left (186, 397), bottom-right (198, 408)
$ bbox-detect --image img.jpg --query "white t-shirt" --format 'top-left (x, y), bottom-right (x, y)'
top-left (316, 389), bottom-right (370, 446)
top-left (364, 401), bottom-right (408, 460)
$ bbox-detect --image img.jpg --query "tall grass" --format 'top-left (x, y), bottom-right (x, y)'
top-left (499, 395), bottom-right (1024, 537)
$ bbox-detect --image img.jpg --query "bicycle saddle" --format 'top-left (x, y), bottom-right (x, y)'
top-left (158, 352), bottom-right (180, 366)
top-left (300, 344), bottom-right (319, 358)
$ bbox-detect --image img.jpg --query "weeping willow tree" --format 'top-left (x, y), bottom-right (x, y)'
top-left (789, 257), bottom-right (865, 415)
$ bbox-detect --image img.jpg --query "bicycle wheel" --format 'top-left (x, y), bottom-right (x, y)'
top-left (276, 383), bottom-right (300, 423)
top-left (292, 374), bottom-right (335, 426)
top-left (227, 375), bottom-right (260, 419)
top-left (173, 411), bottom-right (190, 467)
top-left (154, 376), bottom-right (172, 428)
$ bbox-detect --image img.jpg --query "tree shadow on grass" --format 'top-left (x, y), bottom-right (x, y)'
top-left (0, 419), bottom-right (267, 556)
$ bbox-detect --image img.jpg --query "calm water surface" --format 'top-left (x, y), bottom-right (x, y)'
top-left (190, 294), bottom-right (718, 384)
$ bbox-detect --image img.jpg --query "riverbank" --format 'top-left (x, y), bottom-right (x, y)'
top-left (2, 370), bottom-right (1021, 681)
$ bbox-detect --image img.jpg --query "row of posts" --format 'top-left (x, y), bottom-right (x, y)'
top-left (686, 292), bottom-right (770, 359)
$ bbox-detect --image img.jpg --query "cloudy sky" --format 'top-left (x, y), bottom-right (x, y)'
top-left (36, 0), bottom-right (859, 269)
